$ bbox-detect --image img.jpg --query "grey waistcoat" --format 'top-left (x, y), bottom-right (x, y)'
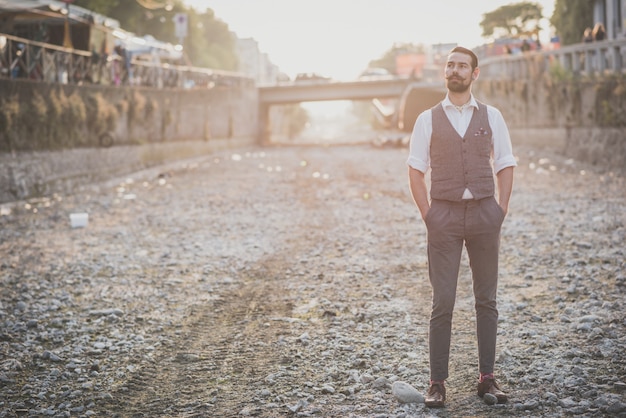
top-left (430, 101), bottom-right (494, 201)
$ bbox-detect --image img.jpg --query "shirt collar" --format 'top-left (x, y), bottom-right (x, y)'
top-left (443, 94), bottom-right (478, 110)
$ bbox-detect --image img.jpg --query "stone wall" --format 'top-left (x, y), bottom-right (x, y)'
top-left (473, 77), bottom-right (626, 173)
top-left (1, 71), bottom-right (624, 204)
top-left (0, 79), bottom-right (259, 203)
top-left (0, 138), bottom-right (254, 203)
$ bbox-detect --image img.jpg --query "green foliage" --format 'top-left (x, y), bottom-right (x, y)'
top-left (0, 98), bottom-right (19, 134)
top-left (72, 0), bottom-right (121, 15)
top-left (73, 0), bottom-right (238, 71)
top-left (540, 74), bottom-right (626, 128)
top-left (548, 60), bottom-right (573, 82)
top-left (30, 92), bottom-right (48, 128)
top-left (68, 93), bottom-right (88, 146)
top-left (594, 76), bottom-right (626, 127)
top-left (480, 2), bottom-right (543, 38)
top-left (43, 90), bottom-right (89, 148)
top-left (85, 93), bottom-right (119, 136)
top-left (0, 97), bottom-right (20, 151)
top-left (550, 0), bottom-right (594, 46)
top-left (183, 9), bottom-right (238, 70)
top-left (123, 91), bottom-right (164, 144)
top-left (127, 90), bottom-right (147, 127)
top-left (0, 88), bottom-right (124, 152)
top-left (20, 92), bottom-right (49, 149)
top-left (47, 90), bottom-right (69, 148)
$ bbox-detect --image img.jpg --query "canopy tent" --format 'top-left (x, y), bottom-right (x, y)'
top-left (0, 0), bottom-right (120, 29)
top-left (0, 0), bottom-right (119, 52)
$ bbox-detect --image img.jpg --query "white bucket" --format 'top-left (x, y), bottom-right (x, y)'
top-left (70, 212), bottom-right (89, 228)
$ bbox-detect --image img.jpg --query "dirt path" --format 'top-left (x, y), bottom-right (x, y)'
top-left (1, 144), bottom-right (624, 417)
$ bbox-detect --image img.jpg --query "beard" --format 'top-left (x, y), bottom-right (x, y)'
top-left (446, 76), bottom-right (471, 93)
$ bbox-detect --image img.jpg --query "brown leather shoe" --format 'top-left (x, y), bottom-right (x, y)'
top-left (477, 378), bottom-right (508, 403)
top-left (424, 382), bottom-right (446, 408)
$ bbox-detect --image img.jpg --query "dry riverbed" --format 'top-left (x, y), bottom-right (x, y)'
top-left (1, 143), bottom-right (625, 417)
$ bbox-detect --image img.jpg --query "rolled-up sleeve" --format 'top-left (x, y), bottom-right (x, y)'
top-left (488, 106), bottom-right (517, 173)
top-left (407, 110), bottom-right (432, 174)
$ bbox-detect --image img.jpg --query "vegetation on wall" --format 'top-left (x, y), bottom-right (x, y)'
top-left (0, 97), bottom-right (20, 152)
top-left (125, 90), bottom-right (163, 143)
top-left (127, 90), bottom-right (146, 128)
top-left (0, 88), bottom-right (115, 152)
top-left (541, 69), bottom-right (626, 128)
top-left (534, 59), bottom-right (577, 125)
top-left (86, 93), bottom-right (119, 138)
top-left (0, 84), bottom-right (176, 152)
top-left (594, 75), bottom-right (626, 127)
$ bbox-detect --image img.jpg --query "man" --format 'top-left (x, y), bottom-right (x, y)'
top-left (407, 46), bottom-right (516, 408)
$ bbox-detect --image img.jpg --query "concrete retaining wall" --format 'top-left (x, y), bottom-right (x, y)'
top-left (0, 137), bottom-right (254, 203)
top-left (0, 79), bottom-right (259, 203)
top-left (473, 77), bottom-right (626, 173)
top-left (1, 72), bottom-right (624, 204)
top-left (565, 126), bottom-right (625, 168)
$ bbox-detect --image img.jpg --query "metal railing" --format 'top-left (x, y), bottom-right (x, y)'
top-left (0, 33), bottom-right (92, 83)
top-left (0, 32), bottom-right (252, 88)
top-left (479, 38), bottom-right (626, 80)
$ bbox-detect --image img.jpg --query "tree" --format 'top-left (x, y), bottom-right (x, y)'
top-left (480, 2), bottom-right (543, 39)
top-left (183, 8), bottom-right (238, 70)
top-left (72, 0), bottom-right (237, 70)
top-left (550, 0), bottom-right (595, 46)
top-left (72, 0), bottom-right (121, 15)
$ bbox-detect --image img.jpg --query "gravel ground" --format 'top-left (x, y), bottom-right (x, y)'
top-left (0, 142), bottom-right (625, 418)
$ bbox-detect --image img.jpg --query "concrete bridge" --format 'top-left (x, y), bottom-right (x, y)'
top-left (259, 78), bottom-right (418, 104)
top-left (257, 78), bottom-right (447, 142)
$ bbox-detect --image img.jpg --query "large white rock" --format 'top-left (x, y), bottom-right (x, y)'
top-left (392, 381), bottom-right (425, 404)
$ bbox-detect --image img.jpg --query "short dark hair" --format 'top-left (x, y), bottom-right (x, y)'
top-left (449, 46), bottom-right (478, 70)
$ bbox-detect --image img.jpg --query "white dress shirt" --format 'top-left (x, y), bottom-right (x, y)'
top-left (407, 94), bottom-right (517, 199)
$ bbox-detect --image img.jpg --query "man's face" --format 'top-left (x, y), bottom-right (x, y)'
top-left (445, 52), bottom-right (477, 93)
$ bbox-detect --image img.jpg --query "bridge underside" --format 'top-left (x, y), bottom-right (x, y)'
top-left (257, 80), bottom-right (446, 143)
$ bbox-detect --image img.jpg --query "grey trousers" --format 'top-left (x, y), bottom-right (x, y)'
top-left (424, 196), bottom-right (505, 381)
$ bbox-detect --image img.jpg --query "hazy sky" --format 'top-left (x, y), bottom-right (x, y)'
top-left (183, 0), bottom-right (555, 81)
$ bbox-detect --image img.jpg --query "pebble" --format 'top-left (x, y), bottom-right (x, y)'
top-left (1, 145), bottom-right (624, 417)
top-left (391, 381), bottom-right (424, 404)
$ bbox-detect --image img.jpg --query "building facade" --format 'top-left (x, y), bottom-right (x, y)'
top-left (234, 35), bottom-right (280, 85)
